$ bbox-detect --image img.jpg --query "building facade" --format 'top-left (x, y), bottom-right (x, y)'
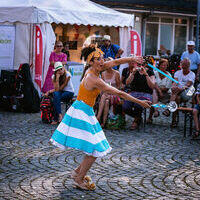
top-left (91, 0), bottom-right (198, 56)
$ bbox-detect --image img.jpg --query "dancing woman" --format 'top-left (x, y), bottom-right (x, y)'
top-left (50, 45), bottom-right (151, 190)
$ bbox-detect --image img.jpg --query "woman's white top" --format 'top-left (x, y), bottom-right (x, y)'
top-left (154, 71), bottom-right (172, 89)
top-left (52, 71), bottom-right (74, 93)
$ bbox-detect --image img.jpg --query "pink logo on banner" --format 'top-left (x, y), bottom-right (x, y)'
top-left (130, 30), bottom-right (142, 56)
top-left (35, 25), bottom-right (43, 90)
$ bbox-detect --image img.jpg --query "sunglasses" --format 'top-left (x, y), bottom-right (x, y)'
top-left (56, 45), bottom-right (63, 47)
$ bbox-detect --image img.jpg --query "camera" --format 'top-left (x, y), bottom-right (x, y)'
top-left (136, 67), bottom-right (142, 71)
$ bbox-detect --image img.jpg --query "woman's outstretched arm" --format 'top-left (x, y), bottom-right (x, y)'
top-left (103, 56), bottom-right (143, 70)
top-left (91, 77), bottom-right (151, 108)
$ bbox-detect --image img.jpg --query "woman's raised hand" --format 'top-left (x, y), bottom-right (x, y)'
top-left (140, 66), bottom-right (148, 75)
top-left (140, 100), bottom-right (152, 108)
top-left (131, 56), bottom-right (144, 64)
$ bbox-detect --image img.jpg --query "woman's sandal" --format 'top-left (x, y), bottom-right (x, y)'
top-left (192, 130), bottom-right (200, 140)
top-left (153, 110), bottom-right (160, 118)
top-left (71, 170), bottom-right (92, 183)
top-left (130, 118), bottom-right (142, 130)
top-left (162, 109), bottom-right (170, 117)
top-left (51, 121), bottom-right (58, 125)
top-left (73, 181), bottom-right (96, 191)
top-left (72, 171), bottom-right (96, 191)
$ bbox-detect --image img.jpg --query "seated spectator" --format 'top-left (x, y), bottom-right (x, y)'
top-left (170, 58), bottom-right (195, 128)
top-left (45, 62), bottom-right (74, 124)
top-left (96, 66), bottom-right (120, 128)
top-left (147, 59), bottom-right (172, 123)
top-left (122, 58), bottom-right (155, 130)
top-left (192, 83), bottom-right (200, 139)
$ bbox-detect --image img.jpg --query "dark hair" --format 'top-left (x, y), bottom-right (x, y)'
top-left (80, 45), bottom-right (96, 61)
top-left (80, 45), bottom-right (97, 81)
top-left (143, 56), bottom-right (155, 65)
top-left (53, 69), bottom-right (67, 86)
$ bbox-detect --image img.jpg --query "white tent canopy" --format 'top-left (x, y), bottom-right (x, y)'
top-left (0, 0), bottom-right (134, 27)
top-left (0, 0), bottom-right (134, 93)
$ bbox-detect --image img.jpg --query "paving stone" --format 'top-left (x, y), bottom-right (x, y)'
top-left (0, 110), bottom-right (200, 199)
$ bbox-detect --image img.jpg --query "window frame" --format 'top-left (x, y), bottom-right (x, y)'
top-left (145, 16), bottom-right (188, 56)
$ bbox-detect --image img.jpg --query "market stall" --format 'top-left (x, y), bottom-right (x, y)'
top-left (0, 0), bottom-right (134, 93)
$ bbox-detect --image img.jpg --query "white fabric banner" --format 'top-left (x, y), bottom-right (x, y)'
top-left (14, 22), bottom-right (30, 69)
top-left (0, 25), bottom-right (15, 70)
top-left (39, 23), bottom-right (56, 87)
top-left (119, 27), bottom-right (132, 75)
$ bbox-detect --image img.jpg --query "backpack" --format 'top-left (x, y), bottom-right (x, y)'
top-left (106, 114), bottom-right (126, 130)
top-left (40, 96), bottom-right (55, 123)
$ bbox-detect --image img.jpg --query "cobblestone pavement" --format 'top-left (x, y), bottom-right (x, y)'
top-left (0, 110), bottom-right (200, 200)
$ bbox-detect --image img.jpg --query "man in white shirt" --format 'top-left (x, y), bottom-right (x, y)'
top-left (170, 58), bottom-right (195, 127)
top-left (181, 41), bottom-right (200, 80)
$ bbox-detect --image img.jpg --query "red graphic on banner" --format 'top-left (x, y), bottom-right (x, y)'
top-left (35, 25), bottom-right (43, 90)
top-left (130, 30), bottom-right (142, 56)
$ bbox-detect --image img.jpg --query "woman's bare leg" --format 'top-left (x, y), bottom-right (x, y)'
top-left (102, 99), bottom-right (110, 127)
top-left (74, 155), bottom-right (97, 184)
top-left (193, 108), bottom-right (199, 133)
top-left (96, 94), bottom-right (106, 122)
top-left (148, 89), bottom-right (157, 121)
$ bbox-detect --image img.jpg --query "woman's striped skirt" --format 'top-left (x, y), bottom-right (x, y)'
top-left (50, 100), bottom-right (112, 157)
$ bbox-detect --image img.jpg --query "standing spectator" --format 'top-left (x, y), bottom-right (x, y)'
top-left (170, 58), bottom-right (195, 128)
top-left (100, 35), bottom-right (124, 70)
top-left (122, 58), bottom-right (155, 130)
top-left (62, 43), bottom-right (70, 61)
top-left (147, 59), bottom-right (172, 123)
top-left (42, 41), bottom-right (67, 93)
top-left (181, 41), bottom-right (200, 80)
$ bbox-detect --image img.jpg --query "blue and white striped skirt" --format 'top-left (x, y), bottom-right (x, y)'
top-left (50, 100), bottom-right (112, 157)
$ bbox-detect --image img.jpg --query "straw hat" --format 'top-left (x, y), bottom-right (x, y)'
top-left (53, 62), bottom-right (63, 71)
top-left (102, 35), bottom-right (111, 41)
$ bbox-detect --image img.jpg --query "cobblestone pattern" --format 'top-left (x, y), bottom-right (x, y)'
top-left (0, 110), bottom-right (200, 200)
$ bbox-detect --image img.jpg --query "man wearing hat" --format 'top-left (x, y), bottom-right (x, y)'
top-left (181, 41), bottom-right (200, 80)
top-left (100, 35), bottom-right (124, 70)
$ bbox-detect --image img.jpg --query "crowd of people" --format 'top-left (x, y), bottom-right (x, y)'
top-left (42, 37), bottom-right (200, 132)
top-left (43, 36), bottom-right (200, 190)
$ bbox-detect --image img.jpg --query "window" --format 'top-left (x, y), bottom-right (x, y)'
top-left (174, 26), bottom-right (187, 54)
top-left (146, 17), bottom-right (159, 22)
top-left (160, 24), bottom-right (173, 53)
top-left (161, 18), bottom-right (173, 23)
top-left (175, 18), bottom-right (187, 24)
top-left (145, 24), bottom-right (158, 55)
top-left (145, 17), bottom-right (188, 56)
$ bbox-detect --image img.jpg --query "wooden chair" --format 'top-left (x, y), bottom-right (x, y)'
top-left (176, 103), bottom-right (193, 137)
